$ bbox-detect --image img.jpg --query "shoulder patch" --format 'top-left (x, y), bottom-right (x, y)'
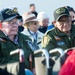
top-left (43, 36), bottom-right (49, 45)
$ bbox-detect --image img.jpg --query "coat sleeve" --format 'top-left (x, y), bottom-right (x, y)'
top-left (41, 34), bottom-right (57, 52)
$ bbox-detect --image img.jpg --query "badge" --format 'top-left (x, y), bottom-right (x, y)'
top-left (43, 36), bottom-right (49, 46)
top-left (56, 7), bottom-right (66, 14)
top-left (54, 36), bottom-right (61, 40)
top-left (57, 41), bottom-right (65, 46)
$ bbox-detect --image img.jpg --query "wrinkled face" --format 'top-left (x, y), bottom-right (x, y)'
top-left (53, 16), bottom-right (72, 33)
top-left (28, 21), bottom-right (38, 32)
top-left (2, 18), bottom-right (18, 36)
top-left (39, 18), bottom-right (49, 27)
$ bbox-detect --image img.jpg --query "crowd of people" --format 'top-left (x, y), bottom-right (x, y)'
top-left (0, 3), bottom-right (75, 75)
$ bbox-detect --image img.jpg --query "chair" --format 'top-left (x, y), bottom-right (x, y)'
top-left (34, 49), bottom-right (53, 75)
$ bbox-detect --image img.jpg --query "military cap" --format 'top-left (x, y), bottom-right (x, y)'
top-left (54, 7), bottom-right (70, 21)
top-left (0, 8), bottom-right (18, 22)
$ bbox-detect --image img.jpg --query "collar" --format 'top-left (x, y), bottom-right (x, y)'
top-left (28, 29), bottom-right (37, 35)
top-left (55, 27), bottom-right (69, 36)
top-left (55, 25), bottom-right (75, 37)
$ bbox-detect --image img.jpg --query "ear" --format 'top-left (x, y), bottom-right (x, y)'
top-left (52, 21), bottom-right (57, 27)
top-left (0, 22), bottom-right (2, 29)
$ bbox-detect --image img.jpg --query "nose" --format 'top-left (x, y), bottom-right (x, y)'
top-left (63, 21), bottom-right (69, 26)
top-left (12, 23), bottom-right (18, 27)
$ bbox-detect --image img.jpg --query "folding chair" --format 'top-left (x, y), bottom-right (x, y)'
top-left (49, 48), bottom-right (64, 75)
top-left (10, 49), bottom-right (33, 75)
top-left (34, 49), bottom-right (54, 75)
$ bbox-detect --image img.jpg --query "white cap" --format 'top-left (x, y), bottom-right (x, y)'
top-left (37, 12), bottom-right (49, 21)
top-left (22, 12), bottom-right (38, 24)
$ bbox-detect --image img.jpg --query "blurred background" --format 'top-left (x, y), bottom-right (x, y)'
top-left (0, 0), bottom-right (75, 24)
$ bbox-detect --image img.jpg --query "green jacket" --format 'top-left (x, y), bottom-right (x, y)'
top-left (42, 24), bottom-right (75, 52)
top-left (0, 30), bottom-right (34, 69)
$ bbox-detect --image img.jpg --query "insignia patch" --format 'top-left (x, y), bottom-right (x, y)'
top-left (57, 41), bottom-right (65, 46)
top-left (6, 9), bottom-right (16, 15)
top-left (54, 36), bottom-right (61, 40)
top-left (43, 36), bottom-right (49, 45)
top-left (56, 8), bottom-right (66, 14)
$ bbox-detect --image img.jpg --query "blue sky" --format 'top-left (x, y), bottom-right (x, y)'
top-left (0, 0), bottom-right (75, 23)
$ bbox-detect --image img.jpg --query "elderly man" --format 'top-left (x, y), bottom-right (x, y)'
top-left (0, 8), bottom-right (35, 75)
top-left (42, 7), bottom-right (75, 56)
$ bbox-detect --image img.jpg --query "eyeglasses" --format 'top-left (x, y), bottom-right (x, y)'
top-left (7, 20), bottom-right (18, 26)
top-left (58, 18), bottom-right (71, 25)
top-left (31, 22), bottom-right (38, 25)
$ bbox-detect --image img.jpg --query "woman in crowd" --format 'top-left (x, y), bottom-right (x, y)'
top-left (21, 13), bottom-right (44, 50)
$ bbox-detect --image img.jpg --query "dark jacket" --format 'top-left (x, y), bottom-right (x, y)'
top-left (38, 26), bottom-right (47, 34)
top-left (0, 31), bottom-right (34, 75)
top-left (42, 24), bottom-right (75, 52)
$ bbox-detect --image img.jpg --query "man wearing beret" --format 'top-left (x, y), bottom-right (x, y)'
top-left (42, 7), bottom-right (75, 56)
top-left (0, 8), bottom-right (35, 75)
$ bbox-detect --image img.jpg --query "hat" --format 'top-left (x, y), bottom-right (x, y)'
top-left (65, 6), bottom-right (75, 12)
top-left (54, 7), bottom-right (70, 21)
top-left (22, 13), bottom-right (38, 24)
top-left (13, 10), bottom-right (22, 19)
top-left (0, 8), bottom-right (18, 22)
top-left (37, 12), bottom-right (49, 21)
top-left (16, 13), bottom-right (22, 19)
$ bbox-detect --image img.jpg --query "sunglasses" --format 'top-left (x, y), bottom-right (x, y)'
top-left (31, 22), bottom-right (38, 25)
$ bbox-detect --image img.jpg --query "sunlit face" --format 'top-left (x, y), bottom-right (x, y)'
top-left (2, 18), bottom-right (18, 36)
top-left (54, 16), bottom-right (72, 33)
top-left (39, 18), bottom-right (49, 27)
top-left (28, 21), bottom-right (38, 32)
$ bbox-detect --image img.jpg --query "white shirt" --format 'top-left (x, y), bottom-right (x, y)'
top-left (21, 28), bottom-right (44, 49)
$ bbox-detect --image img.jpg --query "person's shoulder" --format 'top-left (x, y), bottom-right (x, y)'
top-left (72, 24), bottom-right (75, 28)
top-left (23, 12), bottom-right (31, 15)
top-left (47, 24), bottom-right (54, 30)
top-left (37, 30), bottom-right (44, 35)
top-left (37, 30), bottom-right (44, 38)
top-left (19, 32), bottom-right (31, 40)
top-left (21, 28), bottom-right (28, 34)
top-left (45, 27), bottom-right (55, 35)
top-left (72, 24), bottom-right (75, 32)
